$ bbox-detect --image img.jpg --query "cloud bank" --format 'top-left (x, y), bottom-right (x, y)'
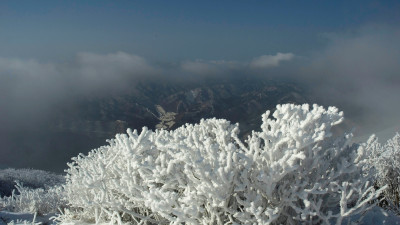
top-left (296, 25), bottom-right (400, 138)
top-left (0, 52), bottom-right (157, 130)
top-left (0, 51), bottom-right (292, 129)
top-left (180, 60), bottom-right (243, 75)
top-left (250, 53), bottom-right (295, 69)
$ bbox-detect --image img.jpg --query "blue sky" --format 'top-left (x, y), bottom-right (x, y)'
top-left (1, 0), bottom-right (399, 61)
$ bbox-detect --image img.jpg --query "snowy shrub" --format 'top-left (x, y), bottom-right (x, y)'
top-left (364, 133), bottom-right (400, 213)
top-left (234, 104), bottom-right (383, 224)
top-left (4, 219), bottom-right (41, 225)
top-left (0, 168), bottom-right (66, 222)
top-left (0, 168), bottom-right (65, 197)
top-left (0, 212), bottom-right (42, 225)
top-left (0, 211), bottom-right (58, 225)
top-left (58, 104), bottom-right (383, 225)
top-left (0, 181), bottom-right (66, 215)
top-left (61, 118), bottom-right (242, 224)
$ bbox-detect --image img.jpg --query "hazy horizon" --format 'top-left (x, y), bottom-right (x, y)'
top-left (1, 1), bottom-right (399, 172)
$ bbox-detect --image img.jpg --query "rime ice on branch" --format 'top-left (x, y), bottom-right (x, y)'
top-left (60, 104), bottom-right (384, 225)
top-left (364, 133), bottom-right (400, 213)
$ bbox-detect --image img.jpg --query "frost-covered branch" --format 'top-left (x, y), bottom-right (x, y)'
top-left (364, 133), bottom-right (400, 213)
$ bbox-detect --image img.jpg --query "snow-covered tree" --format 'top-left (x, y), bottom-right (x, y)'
top-left (364, 133), bottom-right (400, 213)
top-left (59, 104), bottom-right (384, 225)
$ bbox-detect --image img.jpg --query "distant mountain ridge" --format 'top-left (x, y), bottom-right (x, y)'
top-left (51, 78), bottom-right (308, 138)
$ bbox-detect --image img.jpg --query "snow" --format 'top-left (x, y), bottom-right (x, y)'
top-left (1, 207), bottom-right (399, 225)
top-left (0, 211), bottom-right (56, 225)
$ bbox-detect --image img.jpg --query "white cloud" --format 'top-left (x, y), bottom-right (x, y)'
top-left (0, 50), bottom-right (298, 129)
top-left (74, 52), bottom-right (157, 92)
top-left (297, 25), bottom-right (400, 137)
top-left (0, 58), bottom-right (57, 78)
top-left (250, 53), bottom-right (294, 69)
top-left (181, 60), bottom-right (218, 74)
top-left (180, 59), bottom-right (243, 75)
top-left (181, 54), bottom-right (296, 75)
top-left (0, 52), bottom-right (160, 128)
top-left (77, 51), bottom-right (152, 78)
